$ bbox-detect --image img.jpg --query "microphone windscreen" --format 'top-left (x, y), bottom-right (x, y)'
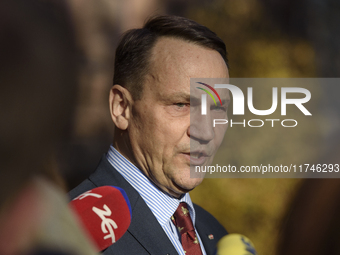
top-left (70, 186), bottom-right (131, 252)
top-left (216, 233), bottom-right (257, 255)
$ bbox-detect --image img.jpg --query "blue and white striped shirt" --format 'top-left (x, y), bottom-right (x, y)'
top-left (106, 145), bottom-right (207, 255)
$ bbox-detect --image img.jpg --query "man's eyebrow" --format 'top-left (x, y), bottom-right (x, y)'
top-left (162, 93), bottom-right (230, 105)
top-left (221, 98), bottom-right (230, 106)
top-left (162, 92), bottom-right (191, 102)
top-left (190, 96), bottom-right (201, 104)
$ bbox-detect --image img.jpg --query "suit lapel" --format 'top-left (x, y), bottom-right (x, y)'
top-left (195, 221), bottom-right (216, 255)
top-left (89, 156), bottom-right (178, 255)
top-left (194, 204), bottom-right (227, 255)
top-left (128, 196), bottom-right (179, 254)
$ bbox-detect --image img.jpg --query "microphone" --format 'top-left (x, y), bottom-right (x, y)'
top-left (216, 234), bottom-right (258, 255)
top-left (70, 186), bottom-right (132, 252)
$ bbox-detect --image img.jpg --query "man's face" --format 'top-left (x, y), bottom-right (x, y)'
top-left (128, 37), bottom-right (229, 197)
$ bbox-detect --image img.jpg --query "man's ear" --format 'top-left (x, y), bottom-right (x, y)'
top-left (109, 85), bottom-right (133, 130)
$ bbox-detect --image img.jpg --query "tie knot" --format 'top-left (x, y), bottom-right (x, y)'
top-left (172, 202), bottom-right (194, 233)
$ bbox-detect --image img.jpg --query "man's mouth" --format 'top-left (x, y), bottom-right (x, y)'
top-left (190, 152), bottom-right (204, 159)
top-left (187, 151), bottom-right (209, 165)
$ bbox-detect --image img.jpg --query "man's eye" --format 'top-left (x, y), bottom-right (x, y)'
top-left (175, 103), bottom-right (186, 107)
top-left (212, 105), bottom-right (227, 111)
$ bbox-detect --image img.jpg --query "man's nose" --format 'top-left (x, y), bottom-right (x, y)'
top-left (188, 112), bottom-right (215, 143)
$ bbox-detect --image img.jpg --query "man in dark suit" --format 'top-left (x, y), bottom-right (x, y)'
top-left (69, 15), bottom-right (230, 255)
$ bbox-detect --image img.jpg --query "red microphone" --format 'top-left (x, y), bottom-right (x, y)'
top-left (70, 186), bottom-right (132, 252)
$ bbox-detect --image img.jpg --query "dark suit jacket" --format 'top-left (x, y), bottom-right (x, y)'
top-left (69, 156), bottom-right (228, 255)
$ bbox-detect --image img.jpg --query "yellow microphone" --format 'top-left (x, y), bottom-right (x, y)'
top-left (216, 234), bottom-right (258, 255)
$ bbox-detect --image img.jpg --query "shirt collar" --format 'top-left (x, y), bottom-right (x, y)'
top-left (106, 145), bottom-right (196, 226)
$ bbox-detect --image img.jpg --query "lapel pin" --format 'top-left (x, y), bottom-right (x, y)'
top-left (208, 234), bottom-right (214, 240)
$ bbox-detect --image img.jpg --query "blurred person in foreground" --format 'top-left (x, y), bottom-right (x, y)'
top-left (69, 15), bottom-right (230, 255)
top-left (0, 0), bottom-right (97, 254)
top-left (277, 178), bottom-right (340, 255)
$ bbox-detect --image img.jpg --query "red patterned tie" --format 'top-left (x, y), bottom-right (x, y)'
top-left (171, 202), bottom-right (203, 255)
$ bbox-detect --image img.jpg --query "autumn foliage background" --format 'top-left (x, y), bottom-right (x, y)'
top-left (62, 1), bottom-right (340, 254)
